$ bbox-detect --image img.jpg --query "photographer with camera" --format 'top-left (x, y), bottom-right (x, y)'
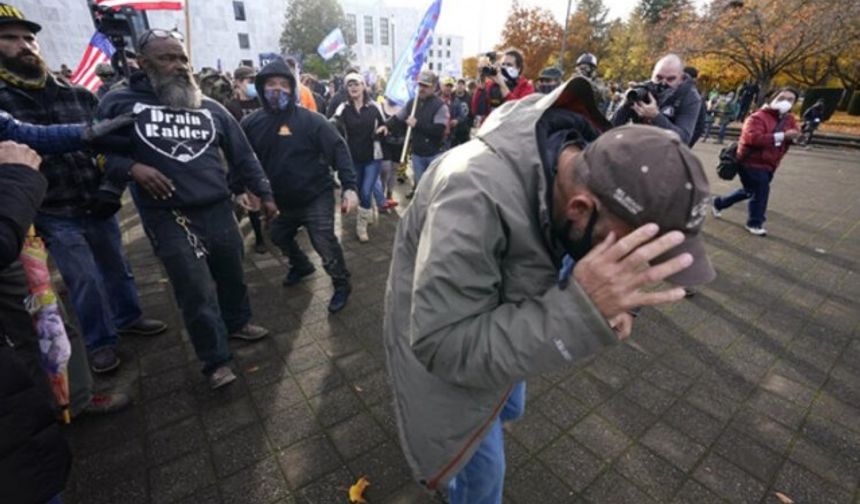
top-left (610, 54), bottom-right (702, 146)
top-left (472, 48), bottom-right (534, 125)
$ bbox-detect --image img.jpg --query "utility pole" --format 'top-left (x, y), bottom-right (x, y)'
top-left (559, 0), bottom-right (573, 72)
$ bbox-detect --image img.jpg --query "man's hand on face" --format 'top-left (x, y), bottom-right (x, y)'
top-left (130, 162), bottom-right (174, 200)
top-left (0, 141), bottom-right (41, 170)
top-left (631, 94), bottom-right (659, 121)
top-left (572, 223), bottom-right (691, 321)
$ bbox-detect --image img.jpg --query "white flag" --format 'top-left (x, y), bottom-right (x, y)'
top-left (317, 28), bottom-right (347, 61)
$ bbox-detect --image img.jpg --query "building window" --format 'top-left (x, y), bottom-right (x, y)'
top-left (428, 62), bottom-right (434, 70)
top-left (238, 33), bottom-right (250, 49)
top-left (345, 14), bottom-right (357, 44)
top-left (241, 59), bottom-right (253, 67)
top-left (380, 17), bottom-right (389, 45)
top-left (446, 50), bottom-right (450, 58)
top-left (447, 38), bottom-right (451, 46)
top-left (233, 1), bottom-right (246, 21)
top-left (364, 15), bottom-right (373, 44)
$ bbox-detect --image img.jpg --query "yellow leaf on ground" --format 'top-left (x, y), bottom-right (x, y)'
top-left (349, 476), bottom-right (371, 503)
top-left (775, 491), bottom-right (794, 504)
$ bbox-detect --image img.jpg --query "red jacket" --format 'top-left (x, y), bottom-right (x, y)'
top-left (738, 107), bottom-right (798, 172)
top-left (472, 78), bottom-right (535, 122)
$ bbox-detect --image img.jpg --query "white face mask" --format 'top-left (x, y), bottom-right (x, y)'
top-left (504, 67), bottom-right (519, 80)
top-left (770, 99), bottom-right (792, 114)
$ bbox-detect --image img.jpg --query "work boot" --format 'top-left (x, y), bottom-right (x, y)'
top-left (229, 324), bottom-right (270, 341)
top-left (90, 346), bottom-right (120, 374)
top-left (328, 285), bottom-right (352, 313)
top-left (356, 208), bottom-right (370, 243)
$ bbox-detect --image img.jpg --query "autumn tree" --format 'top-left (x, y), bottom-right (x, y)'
top-left (600, 17), bottom-right (653, 84)
top-left (670, 0), bottom-right (860, 97)
top-left (461, 56), bottom-right (478, 80)
top-left (280, 0), bottom-right (352, 78)
top-left (496, 1), bottom-right (563, 81)
top-left (557, 0), bottom-right (611, 72)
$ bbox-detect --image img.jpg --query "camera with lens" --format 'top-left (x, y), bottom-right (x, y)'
top-left (480, 51), bottom-right (498, 78)
top-left (625, 81), bottom-right (663, 104)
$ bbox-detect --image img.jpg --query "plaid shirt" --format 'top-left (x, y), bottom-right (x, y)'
top-left (0, 76), bottom-right (100, 217)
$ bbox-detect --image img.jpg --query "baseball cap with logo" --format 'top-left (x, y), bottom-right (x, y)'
top-left (577, 124), bottom-right (716, 286)
top-left (0, 3), bottom-right (41, 33)
top-left (233, 66), bottom-right (255, 81)
top-left (418, 70), bottom-right (437, 86)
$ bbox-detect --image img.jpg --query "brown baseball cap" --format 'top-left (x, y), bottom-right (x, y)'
top-left (233, 66), bottom-right (255, 81)
top-left (417, 70), bottom-right (437, 86)
top-left (578, 124), bottom-right (716, 287)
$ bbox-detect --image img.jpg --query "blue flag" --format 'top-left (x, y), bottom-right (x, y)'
top-left (384, 0), bottom-right (442, 106)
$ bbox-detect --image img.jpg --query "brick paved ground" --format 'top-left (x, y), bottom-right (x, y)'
top-left (62, 143), bottom-right (860, 504)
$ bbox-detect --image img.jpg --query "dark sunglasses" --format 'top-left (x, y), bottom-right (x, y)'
top-left (139, 29), bottom-right (184, 50)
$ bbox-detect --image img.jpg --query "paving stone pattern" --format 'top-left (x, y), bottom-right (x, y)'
top-left (64, 144), bottom-right (860, 503)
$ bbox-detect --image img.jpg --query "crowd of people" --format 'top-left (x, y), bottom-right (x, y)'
top-left (0, 1), bottom-right (822, 503)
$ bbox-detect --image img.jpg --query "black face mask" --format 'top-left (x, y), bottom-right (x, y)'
top-left (558, 207), bottom-right (599, 261)
top-left (538, 84), bottom-right (557, 94)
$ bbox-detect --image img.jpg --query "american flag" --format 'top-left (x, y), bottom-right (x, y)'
top-left (70, 32), bottom-right (115, 93)
top-left (94, 0), bottom-right (185, 10)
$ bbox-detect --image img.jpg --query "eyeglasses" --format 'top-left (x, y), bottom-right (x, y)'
top-left (139, 29), bottom-right (184, 50)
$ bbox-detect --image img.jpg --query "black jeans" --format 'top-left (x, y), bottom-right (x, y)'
top-left (137, 199), bottom-right (251, 374)
top-left (713, 166), bottom-right (774, 228)
top-left (270, 191), bottom-right (350, 289)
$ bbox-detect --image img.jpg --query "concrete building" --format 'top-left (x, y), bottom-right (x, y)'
top-left (340, 0), bottom-right (419, 78)
top-left (17, 0), bottom-right (286, 72)
top-left (425, 32), bottom-right (464, 79)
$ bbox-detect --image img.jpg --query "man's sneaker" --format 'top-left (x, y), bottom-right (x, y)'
top-left (282, 265), bottom-right (316, 286)
top-left (119, 318), bottom-right (168, 337)
top-left (208, 366), bottom-right (237, 390)
top-left (710, 202), bottom-right (722, 218)
top-left (254, 241), bottom-right (268, 254)
top-left (90, 346), bottom-right (120, 374)
top-left (230, 323), bottom-right (270, 341)
top-left (83, 392), bottom-right (131, 415)
top-left (328, 286), bottom-right (352, 313)
top-left (746, 225), bottom-right (768, 236)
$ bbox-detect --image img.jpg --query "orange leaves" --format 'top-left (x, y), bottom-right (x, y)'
top-left (348, 476), bottom-right (371, 503)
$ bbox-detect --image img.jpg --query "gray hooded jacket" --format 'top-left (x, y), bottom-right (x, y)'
top-left (383, 78), bottom-right (620, 490)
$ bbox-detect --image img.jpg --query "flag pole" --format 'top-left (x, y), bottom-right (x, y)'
top-left (184, 0), bottom-right (192, 62)
top-left (399, 94), bottom-right (420, 165)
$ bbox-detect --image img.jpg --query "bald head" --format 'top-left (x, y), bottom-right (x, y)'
top-left (652, 54), bottom-right (684, 89)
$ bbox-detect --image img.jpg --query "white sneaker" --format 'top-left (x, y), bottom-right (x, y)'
top-left (209, 366), bottom-right (237, 390)
top-left (711, 202), bottom-right (722, 218)
top-left (745, 226), bottom-right (767, 236)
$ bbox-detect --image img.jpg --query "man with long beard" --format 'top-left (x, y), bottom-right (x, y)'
top-left (0, 4), bottom-right (167, 375)
top-left (97, 30), bottom-right (278, 389)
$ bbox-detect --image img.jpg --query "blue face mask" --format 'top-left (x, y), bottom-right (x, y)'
top-left (245, 82), bottom-right (257, 99)
top-left (265, 88), bottom-right (291, 111)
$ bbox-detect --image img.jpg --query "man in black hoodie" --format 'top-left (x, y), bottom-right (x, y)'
top-left (97, 30), bottom-right (277, 389)
top-left (241, 58), bottom-right (358, 313)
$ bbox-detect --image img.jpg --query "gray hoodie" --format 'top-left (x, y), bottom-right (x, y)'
top-left (383, 78), bottom-right (619, 490)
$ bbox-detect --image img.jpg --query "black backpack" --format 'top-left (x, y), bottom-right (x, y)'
top-left (715, 114), bottom-right (788, 180)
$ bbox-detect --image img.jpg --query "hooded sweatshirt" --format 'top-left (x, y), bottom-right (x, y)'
top-left (240, 59), bottom-right (356, 209)
top-left (96, 71), bottom-right (272, 210)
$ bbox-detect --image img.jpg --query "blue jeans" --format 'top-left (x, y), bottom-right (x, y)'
top-left (270, 190), bottom-right (350, 290)
top-left (717, 120), bottom-right (732, 143)
top-left (448, 382), bottom-right (526, 504)
top-left (136, 200), bottom-right (250, 374)
top-left (714, 166), bottom-right (774, 228)
top-left (411, 153), bottom-right (440, 187)
top-left (34, 214), bottom-right (142, 351)
top-left (354, 160), bottom-right (382, 209)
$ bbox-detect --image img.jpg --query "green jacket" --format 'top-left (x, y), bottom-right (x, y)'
top-left (383, 78), bottom-right (618, 490)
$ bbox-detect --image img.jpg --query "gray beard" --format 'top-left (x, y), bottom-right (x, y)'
top-left (150, 71), bottom-right (202, 109)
